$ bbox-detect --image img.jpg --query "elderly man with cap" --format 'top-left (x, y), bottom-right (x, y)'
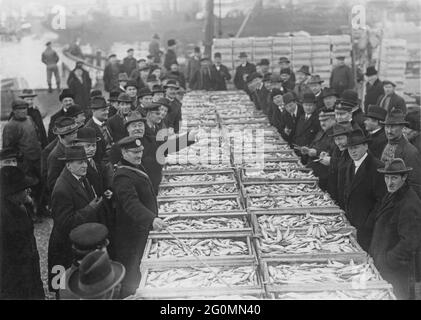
top-left (165, 62), bottom-right (186, 90)
top-left (278, 57), bottom-right (296, 85)
top-left (48, 89), bottom-right (75, 142)
top-left (48, 146), bottom-right (104, 296)
top-left (307, 75), bottom-right (325, 110)
top-left (164, 39), bottom-right (178, 72)
top-left (292, 92), bottom-right (321, 148)
top-left (334, 93), bottom-right (363, 133)
top-left (322, 88), bottom-right (339, 111)
top-left (163, 79), bottom-right (182, 134)
top-left (103, 54), bottom-right (121, 93)
top-left (122, 48), bottom-right (137, 77)
top-left (381, 109), bottom-right (421, 199)
top-left (15, 89), bottom-right (48, 148)
top-left (329, 56), bottom-right (354, 95)
top-left (370, 158), bottom-right (421, 299)
top-left (364, 66), bottom-right (384, 112)
top-left (234, 52), bottom-right (256, 96)
top-left (211, 52), bottom-right (231, 90)
top-left (301, 108), bottom-right (337, 191)
top-left (376, 80), bottom-right (407, 114)
top-left (42, 41), bottom-right (60, 92)
top-left (112, 136), bottom-right (167, 298)
top-left (342, 129), bottom-right (387, 251)
top-left (247, 72), bottom-right (269, 113)
top-left (404, 110), bottom-right (421, 153)
top-left (85, 96), bottom-right (113, 164)
top-left (327, 123), bottom-right (353, 209)
top-left (186, 46), bottom-right (202, 83)
top-left (364, 105), bottom-right (388, 159)
top-left (0, 147), bottom-right (18, 168)
top-left (67, 61), bottom-right (92, 109)
top-left (58, 223), bottom-right (111, 299)
top-left (293, 65), bottom-right (311, 102)
top-left (189, 57), bottom-right (216, 91)
top-left (0, 166), bottom-right (44, 299)
top-left (149, 33), bottom-right (161, 64)
top-left (105, 93), bottom-right (132, 143)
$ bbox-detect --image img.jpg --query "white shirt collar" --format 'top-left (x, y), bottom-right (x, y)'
top-left (353, 152), bottom-right (368, 172)
top-left (92, 116), bottom-right (103, 126)
top-left (370, 127), bottom-right (382, 135)
top-left (71, 173), bottom-right (83, 182)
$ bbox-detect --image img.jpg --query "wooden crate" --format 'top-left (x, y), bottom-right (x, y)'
top-left (158, 182), bottom-right (241, 200)
top-left (269, 289), bottom-right (395, 300)
top-left (161, 170), bottom-right (236, 186)
top-left (240, 167), bottom-right (317, 183)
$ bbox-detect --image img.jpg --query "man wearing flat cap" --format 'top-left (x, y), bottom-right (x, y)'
top-left (381, 109), bottom-right (421, 199)
top-left (112, 136), bottom-right (167, 298)
top-left (364, 105), bottom-right (388, 159)
top-left (211, 52), bottom-right (231, 90)
top-left (329, 56), bottom-right (354, 95)
top-left (122, 48), bottom-right (137, 77)
top-left (234, 52), bottom-right (256, 96)
top-left (103, 54), bottom-right (122, 93)
top-left (376, 80), bottom-right (406, 114)
top-left (48, 89), bottom-right (75, 142)
top-left (48, 146), bottom-right (105, 297)
top-left (370, 158), bottom-right (421, 299)
top-left (404, 110), bottom-right (421, 153)
top-left (41, 41), bottom-right (60, 92)
top-left (343, 129), bottom-right (387, 251)
top-left (364, 66), bottom-right (384, 112)
top-left (164, 39), bottom-right (177, 72)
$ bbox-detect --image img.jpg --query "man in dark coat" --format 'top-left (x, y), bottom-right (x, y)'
top-left (48, 146), bottom-right (104, 296)
top-left (103, 54), bottom-right (121, 93)
top-left (122, 49), bottom-right (137, 77)
top-left (163, 80), bottom-right (182, 134)
top-left (130, 64), bottom-right (148, 91)
top-left (164, 39), bottom-right (177, 72)
top-left (67, 62), bottom-right (92, 110)
top-left (321, 88), bottom-right (339, 111)
top-left (327, 123), bottom-right (353, 209)
top-left (329, 56), bottom-right (354, 96)
top-left (307, 75), bottom-right (325, 110)
top-left (370, 158), bottom-right (421, 299)
top-left (112, 136), bottom-right (167, 298)
top-left (334, 96), bottom-right (363, 132)
top-left (273, 92), bottom-right (303, 144)
top-left (292, 92), bottom-right (321, 147)
top-left (381, 109), bottom-right (421, 199)
top-left (107, 91), bottom-right (120, 118)
top-left (41, 41), bottom-right (60, 92)
top-left (279, 68), bottom-right (295, 92)
top-left (136, 88), bottom-right (154, 116)
top-left (47, 89), bottom-right (75, 142)
top-left (293, 65), bottom-right (311, 102)
top-left (149, 33), bottom-right (161, 64)
top-left (364, 105), bottom-right (388, 159)
top-left (364, 66), bottom-right (384, 112)
top-left (278, 57), bottom-right (296, 89)
top-left (270, 88), bottom-right (285, 129)
top-left (164, 62), bottom-right (186, 89)
top-left (404, 110), bottom-right (421, 153)
top-left (189, 57), bottom-right (216, 91)
top-left (343, 130), bottom-right (387, 251)
top-left (106, 93), bottom-right (132, 142)
top-left (0, 166), bottom-right (44, 299)
top-left (211, 52), bottom-right (231, 91)
top-left (248, 72), bottom-right (269, 114)
top-left (233, 52), bottom-right (256, 96)
top-left (376, 80), bottom-right (407, 114)
top-left (186, 46), bottom-right (202, 84)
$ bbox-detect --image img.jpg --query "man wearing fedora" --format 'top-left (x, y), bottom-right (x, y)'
top-left (234, 52), bottom-right (256, 96)
top-left (257, 58), bottom-right (270, 77)
top-left (293, 92), bottom-right (321, 148)
top-left (112, 136), bottom-right (167, 298)
top-left (343, 129), bottom-right (387, 251)
top-left (48, 146), bottom-right (105, 297)
top-left (130, 63), bottom-right (148, 92)
top-left (404, 110), bottom-right (421, 153)
top-left (47, 89), bottom-right (75, 143)
top-left (164, 39), bottom-right (178, 72)
top-left (364, 105), bottom-right (388, 159)
top-left (327, 123), bottom-right (353, 209)
top-left (329, 56), bottom-right (354, 96)
top-left (41, 41), bottom-right (60, 93)
top-left (152, 85), bottom-right (165, 102)
top-left (370, 158), bottom-right (421, 299)
top-left (116, 73), bottom-right (129, 94)
top-left (189, 57), bottom-right (216, 91)
top-left (106, 93), bottom-right (132, 142)
top-left (247, 72), bottom-right (269, 114)
top-left (163, 79), bottom-right (182, 134)
top-left (274, 92), bottom-right (304, 144)
top-left (268, 88), bottom-right (284, 129)
top-left (103, 54), bottom-right (122, 93)
top-left (376, 80), bottom-right (406, 114)
top-left (211, 52), bottom-right (231, 91)
top-left (364, 66), bottom-right (384, 112)
top-left (122, 48), bottom-right (137, 78)
top-left (137, 88), bottom-right (154, 116)
top-left (279, 68), bottom-right (295, 92)
top-left (381, 109), bottom-right (421, 199)
top-left (322, 87), bottom-right (339, 111)
top-left (307, 75), bottom-right (325, 110)
top-left (1, 166), bottom-right (44, 299)
top-left (107, 90), bottom-right (120, 118)
top-left (293, 65), bottom-right (311, 102)
top-left (186, 46), bottom-right (202, 84)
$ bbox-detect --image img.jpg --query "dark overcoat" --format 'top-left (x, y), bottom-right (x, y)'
top-left (364, 78), bottom-right (384, 112)
top-left (376, 93), bottom-right (407, 114)
top-left (106, 113), bottom-right (128, 143)
top-left (292, 112), bottom-right (321, 147)
top-left (328, 147), bottom-right (351, 210)
top-left (210, 64), bottom-right (231, 90)
top-left (233, 62), bottom-right (256, 91)
top-left (368, 128), bottom-right (388, 160)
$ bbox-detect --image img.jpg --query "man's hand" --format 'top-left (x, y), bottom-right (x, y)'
top-left (188, 129), bottom-right (200, 142)
top-left (153, 217), bottom-right (167, 231)
top-left (89, 197), bottom-right (103, 210)
top-left (320, 156), bottom-right (331, 166)
top-left (167, 127), bottom-right (175, 136)
top-left (300, 146), bottom-right (310, 155)
top-left (308, 148), bottom-right (317, 157)
top-left (284, 127), bottom-right (292, 135)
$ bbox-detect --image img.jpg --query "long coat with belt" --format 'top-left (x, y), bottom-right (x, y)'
top-left (328, 147), bottom-right (351, 210)
top-left (343, 152), bottom-right (387, 251)
top-left (368, 128), bottom-right (388, 160)
top-left (376, 92), bottom-right (407, 114)
top-left (48, 167), bottom-right (102, 291)
top-left (1, 198), bottom-right (44, 299)
top-left (292, 112), bottom-right (321, 147)
top-left (112, 159), bottom-right (158, 298)
top-left (364, 78), bottom-right (384, 112)
top-left (369, 183), bottom-right (421, 299)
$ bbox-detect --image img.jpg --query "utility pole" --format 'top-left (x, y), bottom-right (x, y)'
top-left (204, 0), bottom-right (214, 58)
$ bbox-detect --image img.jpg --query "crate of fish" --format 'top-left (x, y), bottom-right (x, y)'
top-left (270, 288), bottom-right (395, 300)
top-left (251, 211), bottom-right (351, 236)
top-left (161, 171), bottom-right (236, 186)
top-left (238, 152), bottom-right (300, 163)
top-left (150, 212), bottom-right (252, 236)
top-left (241, 161), bottom-right (304, 172)
top-left (255, 228), bottom-right (366, 261)
top-left (158, 196), bottom-right (244, 215)
top-left (133, 261), bottom-right (265, 299)
top-left (163, 163), bottom-right (233, 173)
top-left (142, 233), bottom-right (257, 266)
top-left (240, 168), bottom-right (317, 182)
top-left (242, 181), bottom-right (322, 196)
top-left (158, 183), bottom-right (241, 199)
top-left (261, 257), bottom-right (393, 296)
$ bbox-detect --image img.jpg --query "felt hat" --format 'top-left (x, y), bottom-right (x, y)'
top-left (296, 65), bottom-right (310, 75)
top-left (307, 75), bottom-right (324, 84)
top-left (381, 109), bottom-right (409, 126)
top-left (53, 117), bottom-right (82, 135)
top-left (302, 92), bottom-right (316, 103)
top-left (0, 166), bottom-right (38, 196)
top-left (238, 52), bottom-right (248, 58)
top-left (322, 87), bottom-right (339, 99)
top-left (108, 91), bottom-right (120, 102)
top-left (117, 93), bottom-right (133, 103)
top-left (365, 105), bottom-right (387, 122)
top-left (329, 123), bottom-right (353, 137)
top-left (89, 96), bottom-right (108, 110)
top-left (19, 89), bottom-right (37, 98)
top-left (283, 92), bottom-right (296, 105)
top-left (167, 39), bottom-right (176, 47)
top-left (377, 158), bottom-right (413, 174)
top-left (73, 127), bottom-right (100, 143)
top-left (67, 104), bottom-right (85, 118)
top-left (58, 145), bottom-right (89, 161)
top-left (59, 89), bottom-right (75, 102)
top-left (90, 89), bottom-right (103, 98)
top-left (365, 66), bottom-right (378, 76)
top-left (344, 129), bottom-right (371, 147)
top-left (246, 72), bottom-right (263, 83)
top-left (138, 87), bottom-right (153, 98)
top-left (124, 80), bottom-right (138, 89)
top-left (118, 73), bottom-right (129, 82)
top-left (70, 223), bottom-right (109, 252)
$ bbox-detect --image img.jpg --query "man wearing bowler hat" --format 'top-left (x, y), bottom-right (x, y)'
top-left (293, 65), bottom-right (311, 102)
top-left (364, 66), bottom-right (384, 112)
top-left (381, 109), bottom-right (421, 199)
top-left (189, 57), bottom-right (216, 91)
top-left (376, 80), bottom-right (407, 114)
top-left (247, 72), bottom-right (269, 114)
top-left (186, 46), bottom-right (202, 84)
top-left (107, 90), bottom-right (120, 118)
top-left (234, 52), bottom-right (256, 96)
top-left (112, 136), bottom-right (167, 298)
top-left (48, 146), bottom-right (104, 297)
top-left (1, 166), bottom-right (44, 299)
top-left (163, 79), bottom-right (182, 134)
top-left (370, 158), bottom-right (421, 299)
top-left (329, 55), bottom-right (354, 95)
top-left (278, 56), bottom-right (296, 86)
top-left (164, 39), bottom-right (178, 72)
top-left (364, 105), bottom-right (388, 159)
top-left (322, 87), bottom-right (339, 111)
top-left (307, 75), bottom-right (325, 110)
top-left (211, 52), bottom-right (231, 90)
top-left (137, 87), bottom-right (154, 116)
top-left (48, 89), bottom-right (75, 142)
top-left (257, 58), bottom-right (271, 77)
top-left (106, 93), bottom-right (132, 142)
top-left (343, 129), bottom-right (387, 251)
top-left (404, 110), bottom-right (421, 153)
top-left (274, 92), bottom-right (304, 144)
top-left (293, 92), bottom-right (321, 148)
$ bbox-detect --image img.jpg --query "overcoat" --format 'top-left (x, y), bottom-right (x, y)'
top-left (233, 62), bottom-right (256, 91)
top-left (106, 113), bottom-right (128, 143)
top-left (364, 78), bottom-right (384, 112)
top-left (367, 128), bottom-right (388, 160)
top-left (292, 112), bottom-right (321, 147)
top-left (376, 93), bottom-right (407, 114)
top-left (210, 64), bottom-right (231, 90)
top-left (327, 147), bottom-right (351, 210)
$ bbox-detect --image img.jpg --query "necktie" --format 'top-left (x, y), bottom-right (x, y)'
top-left (89, 159), bottom-right (98, 172)
top-left (100, 123), bottom-right (113, 150)
top-left (305, 114), bottom-right (310, 121)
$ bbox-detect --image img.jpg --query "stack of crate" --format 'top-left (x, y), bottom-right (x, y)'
top-left (212, 38), bottom-right (234, 70)
top-left (311, 36), bottom-right (332, 84)
top-left (291, 37), bottom-right (312, 71)
top-left (272, 37), bottom-right (292, 74)
top-left (378, 39), bottom-right (407, 93)
top-left (330, 35), bottom-right (352, 62)
top-left (252, 37), bottom-right (274, 69)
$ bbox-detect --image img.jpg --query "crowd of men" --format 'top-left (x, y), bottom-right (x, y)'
top-left (1, 40), bottom-right (421, 300)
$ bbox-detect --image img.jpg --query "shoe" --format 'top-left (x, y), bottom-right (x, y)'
top-left (48, 86), bottom-right (52, 93)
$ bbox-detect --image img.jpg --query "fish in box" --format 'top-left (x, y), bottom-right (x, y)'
top-left (249, 194), bottom-right (334, 209)
top-left (158, 198), bottom-right (240, 213)
top-left (274, 290), bottom-right (394, 300)
top-left (158, 184), bottom-right (238, 197)
top-left (245, 182), bottom-right (321, 195)
top-left (163, 216), bottom-right (247, 232)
